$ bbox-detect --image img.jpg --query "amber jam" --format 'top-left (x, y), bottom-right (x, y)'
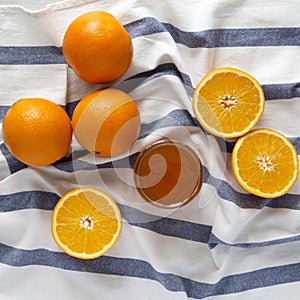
top-left (133, 140), bottom-right (203, 208)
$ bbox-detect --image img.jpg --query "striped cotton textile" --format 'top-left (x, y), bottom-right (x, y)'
top-left (0, 0), bottom-right (300, 299)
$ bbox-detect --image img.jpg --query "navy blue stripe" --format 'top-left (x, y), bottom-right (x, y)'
top-left (0, 105), bottom-right (9, 121)
top-left (0, 63), bottom-right (298, 121)
top-left (0, 190), bottom-right (59, 211)
top-left (0, 188), bottom-right (299, 249)
top-left (1, 242), bottom-right (300, 298)
top-left (77, 62), bottom-right (300, 101)
top-left (1, 81), bottom-right (299, 126)
top-left (120, 63), bottom-right (300, 100)
top-left (0, 190), bottom-right (211, 244)
top-left (119, 203), bottom-right (211, 244)
top-left (126, 17), bottom-right (300, 47)
top-left (263, 82), bottom-right (300, 100)
top-left (209, 233), bottom-right (300, 249)
top-left (0, 186), bottom-right (300, 248)
top-left (0, 191), bottom-right (300, 248)
top-left (0, 46), bottom-right (64, 65)
top-left (0, 143), bottom-right (91, 174)
top-left (138, 109), bottom-right (199, 139)
top-left (0, 143), bottom-right (27, 174)
top-left (203, 165), bottom-right (300, 210)
top-left (116, 62), bottom-right (194, 96)
top-left (1, 156), bottom-right (300, 213)
top-left (55, 159), bottom-right (300, 211)
top-left (1, 19), bottom-right (300, 65)
top-left (67, 63), bottom-right (300, 103)
top-left (224, 136), bottom-right (300, 154)
top-left (54, 151), bottom-right (139, 173)
top-left (2, 102), bottom-right (300, 172)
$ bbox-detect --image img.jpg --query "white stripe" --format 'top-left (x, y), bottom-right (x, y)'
top-left (0, 210), bottom-right (55, 250)
top-left (116, 223), bottom-right (300, 283)
top-left (0, 65), bottom-right (67, 106)
top-left (2, 208), bottom-right (300, 285)
top-left (0, 166), bottom-right (78, 196)
top-left (1, 0), bottom-right (299, 54)
top-left (128, 36), bottom-right (300, 86)
top-left (52, 0), bottom-right (300, 31)
top-left (66, 72), bottom-right (192, 114)
top-left (65, 69), bottom-right (100, 104)
top-left (0, 209), bottom-right (212, 282)
top-left (208, 241), bottom-right (300, 284)
top-left (0, 263), bottom-right (185, 300)
top-left (259, 98), bottom-right (300, 138)
top-left (212, 199), bottom-right (300, 244)
top-left (0, 153), bottom-right (11, 181)
top-left (0, 125), bottom-right (11, 179)
top-left (0, 162), bottom-right (218, 226)
top-left (0, 5), bottom-right (59, 46)
top-left (0, 0), bottom-right (64, 11)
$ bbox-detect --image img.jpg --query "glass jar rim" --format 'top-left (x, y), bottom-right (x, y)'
top-left (133, 139), bottom-right (204, 209)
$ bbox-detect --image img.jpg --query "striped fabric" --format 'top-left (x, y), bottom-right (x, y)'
top-left (0, 0), bottom-right (300, 299)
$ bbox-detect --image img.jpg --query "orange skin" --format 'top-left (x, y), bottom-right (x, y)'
top-left (63, 11), bottom-right (133, 83)
top-left (72, 88), bottom-right (140, 157)
top-left (2, 98), bottom-right (72, 166)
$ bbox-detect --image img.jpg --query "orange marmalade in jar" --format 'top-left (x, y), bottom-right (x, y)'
top-left (134, 139), bottom-right (203, 208)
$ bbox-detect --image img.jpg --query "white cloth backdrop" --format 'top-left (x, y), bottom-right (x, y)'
top-left (0, 0), bottom-right (300, 299)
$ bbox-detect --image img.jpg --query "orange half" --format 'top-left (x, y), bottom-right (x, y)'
top-left (192, 67), bottom-right (265, 138)
top-left (232, 128), bottom-right (299, 198)
top-left (51, 187), bottom-right (122, 259)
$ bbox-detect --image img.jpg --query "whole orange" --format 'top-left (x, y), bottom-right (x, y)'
top-left (62, 11), bottom-right (133, 83)
top-left (2, 98), bottom-right (72, 166)
top-left (72, 88), bottom-right (140, 157)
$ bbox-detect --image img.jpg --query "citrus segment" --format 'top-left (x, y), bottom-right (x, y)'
top-left (51, 187), bottom-right (122, 259)
top-left (2, 98), bottom-right (72, 166)
top-left (232, 128), bottom-right (299, 198)
top-left (192, 67), bottom-right (265, 138)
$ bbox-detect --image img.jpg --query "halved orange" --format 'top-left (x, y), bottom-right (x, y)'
top-left (192, 67), bottom-right (265, 138)
top-left (51, 187), bottom-right (122, 259)
top-left (232, 128), bottom-right (299, 198)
